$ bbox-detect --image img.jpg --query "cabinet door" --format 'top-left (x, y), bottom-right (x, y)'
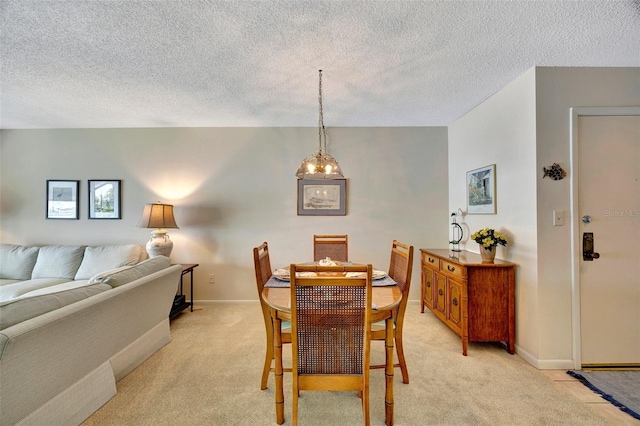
top-left (434, 272), bottom-right (447, 317)
top-left (421, 265), bottom-right (435, 312)
top-left (447, 279), bottom-right (462, 331)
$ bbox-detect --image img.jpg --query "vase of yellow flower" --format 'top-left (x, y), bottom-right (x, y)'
top-left (470, 228), bottom-right (507, 263)
top-left (479, 245), bottom-right (496, 263)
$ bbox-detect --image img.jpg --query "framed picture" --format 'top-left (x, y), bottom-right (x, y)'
top-left (297, 179), bottom-right (347, 216)
top-left (467, 164), bottom-right (496, 214)
top-left (88, 180), bottom-right (121, 219)
top-left (46, 180), bottom-right (79, 219)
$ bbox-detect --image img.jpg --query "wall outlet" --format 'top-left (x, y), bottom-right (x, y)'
top-left (208, 274), bottom-right (215, 284)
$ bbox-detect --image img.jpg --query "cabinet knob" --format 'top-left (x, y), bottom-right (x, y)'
top-left (452, 298), bottom-right (458, 306)
top-left (426, 280), bottom-right (431, 288)
top-left (447, 265), bottom-right (455, 272)
top-left (438, 289), bottom-right (444, 296)
top-left (428, 257), bottom-right (435, 263)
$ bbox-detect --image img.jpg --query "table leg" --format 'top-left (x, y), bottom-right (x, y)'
top-left (274, 316), bottom-right (285, 425)
top-left (385, 317), bottom-right (394, 426)
top-left (189, 269), bottom-right (194, 312)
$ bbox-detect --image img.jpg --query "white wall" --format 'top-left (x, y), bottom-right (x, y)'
top-left (448, 68), bottom-right (539, 361)
top-left (534, 67), bottom-right (640, 367)
top-left (449, 66), bottom-right (640, 368)
top-left (0, 126), bottom-right (448, 303)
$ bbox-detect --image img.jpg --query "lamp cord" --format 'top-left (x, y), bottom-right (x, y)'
top-left (318, 69), bottom-right (327, 155)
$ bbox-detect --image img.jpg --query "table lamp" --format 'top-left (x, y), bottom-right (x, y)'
top-left (137, 201), bottom-right (179, 258)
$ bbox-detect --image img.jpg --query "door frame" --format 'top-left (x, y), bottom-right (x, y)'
top-left (569, 106), bottom-right (640, 369)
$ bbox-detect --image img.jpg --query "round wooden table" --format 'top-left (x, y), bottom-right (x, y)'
top-left (262, 285), bottom-right (402, 425)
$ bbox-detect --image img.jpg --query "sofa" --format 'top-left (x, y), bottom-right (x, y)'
top-left (0, 244), bottom-right (183, 426)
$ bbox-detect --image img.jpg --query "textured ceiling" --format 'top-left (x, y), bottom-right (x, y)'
top-left (1, 0), bottom-right (639, 129)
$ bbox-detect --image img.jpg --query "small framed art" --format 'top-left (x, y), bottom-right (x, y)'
top-left (297, 179), bottom-right (347, 216)
top-left (467, 164), bottom-right (496, 214)
top-left (46, 180), bottom-right (80, 219)
top-left (88, 180), bottom-right (121, 219)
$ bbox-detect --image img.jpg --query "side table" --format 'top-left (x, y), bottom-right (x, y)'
top-left (170, 263), bottom-right (199, 320)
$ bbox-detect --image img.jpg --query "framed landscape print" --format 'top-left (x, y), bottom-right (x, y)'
top-left (467, 164), bottom-right (496, 214)
top-left (88, 180), bottom-right (121, 219)
top-left (46, 180), bottom-right (79, 219)
top-left (297, 179), bottom-right (346, 216)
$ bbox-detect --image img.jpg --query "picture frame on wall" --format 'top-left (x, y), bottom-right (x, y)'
top-left (88, 180), bottom-right (121, 219)
top-left (297, 179), bottom-right (347, 216)
top-left (467, 164), bottom-right (496, 214)
top-left (46, 180), bottom-right (80, 219)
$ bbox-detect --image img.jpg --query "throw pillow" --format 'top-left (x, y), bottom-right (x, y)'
top-left (74, 245), bottom-right (143, 280)
top-left (0, 244), bottom-right (40, 280)
top-left (31, 246), bottom-right (86, 279)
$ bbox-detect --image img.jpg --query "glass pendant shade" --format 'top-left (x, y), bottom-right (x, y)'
top-left (296, 70), bottom-right (344, 180)
top-left (295, 152), bottom-right (343, 180)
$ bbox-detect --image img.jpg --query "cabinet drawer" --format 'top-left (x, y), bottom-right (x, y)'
top-left (440, 259), bottom-right (464, 280)
top-left (422, 253), bottom-right (439, 269)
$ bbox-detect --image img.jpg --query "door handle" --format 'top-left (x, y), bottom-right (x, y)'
top-left (583, 232), bottom-right (600, 261)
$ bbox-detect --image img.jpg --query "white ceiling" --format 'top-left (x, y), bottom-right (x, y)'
top-left (1, 0), bottom-right (639, 129)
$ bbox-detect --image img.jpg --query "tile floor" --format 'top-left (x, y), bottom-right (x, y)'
top-left (541, 370), bottom-right (638, 425)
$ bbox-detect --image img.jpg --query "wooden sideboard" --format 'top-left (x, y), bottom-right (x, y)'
top-left (420, 249), bottom-right (516, 355)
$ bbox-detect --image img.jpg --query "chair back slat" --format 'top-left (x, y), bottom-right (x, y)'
top-left (253, 242), bottom-right (272, 294)
top-left (291, 264), bottom-right (372, 377)
top-left (295, 284), bottom-right (366, 375)
top-left (313, 234), bottom-right (348, 262)
top-left (291, 263), bottom-right (372, 424)
top-left (388, 240), bottom-right (413, 296)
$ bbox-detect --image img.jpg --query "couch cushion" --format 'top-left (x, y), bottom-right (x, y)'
top-left (31, 246), bottom-right (86, 279)
top-left (89, 256), bottom-right (172, 288)
top-left (74, 245), bottom-right (144, 280)
top-left (0, 278), bottom-right (70, 303)
top-left (0, 244), bottom-right (40, 280)
top-left (15, 279), bottom-right (91, 298)
top-left (0, 283), bottom-right (111, 330)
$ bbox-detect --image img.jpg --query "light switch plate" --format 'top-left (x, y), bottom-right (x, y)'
top-left (553, 210), bottom-right (564, 226)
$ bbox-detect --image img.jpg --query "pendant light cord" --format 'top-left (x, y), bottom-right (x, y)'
top-left (318, 69), bottom-right (327, 155)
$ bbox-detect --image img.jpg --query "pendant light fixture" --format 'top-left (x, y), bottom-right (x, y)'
top-left (295, 70), bottom-right (344, 180)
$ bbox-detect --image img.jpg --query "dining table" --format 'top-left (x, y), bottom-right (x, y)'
top-left (261, 264), bottom-right (402, 426)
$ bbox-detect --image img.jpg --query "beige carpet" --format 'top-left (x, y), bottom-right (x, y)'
top-left (83, 303), bottom-right (608, 425)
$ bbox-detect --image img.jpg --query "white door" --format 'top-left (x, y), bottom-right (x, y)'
top-left (578, 114), bottom-right (640, 367)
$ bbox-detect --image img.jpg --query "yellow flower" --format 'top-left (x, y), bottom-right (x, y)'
top-left (482, 237), bottom-right (494, 247)
top-left (471, 227), bottom-right (508, 247)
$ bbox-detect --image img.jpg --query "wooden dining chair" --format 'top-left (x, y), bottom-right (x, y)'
top-left (370, 240), bottom-right (414, 384)
top-left (253, 242), bottom-right (291, 390)
top-left (290, 263), bottom-right (373, 426)
top-left (313, 234), bottom-right (348, 262)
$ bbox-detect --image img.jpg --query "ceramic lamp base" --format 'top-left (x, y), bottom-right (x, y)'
top-left (146, 231), bottom-right (173, 258)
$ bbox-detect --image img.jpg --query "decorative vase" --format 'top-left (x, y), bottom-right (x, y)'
top-left (480, 245), bottom-right (496, 263)
top-left (146, 230), bottom-right (173, 258)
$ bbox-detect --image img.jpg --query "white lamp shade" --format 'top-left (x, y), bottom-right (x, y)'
top-left (136, 203), bottom-right (179, 229)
